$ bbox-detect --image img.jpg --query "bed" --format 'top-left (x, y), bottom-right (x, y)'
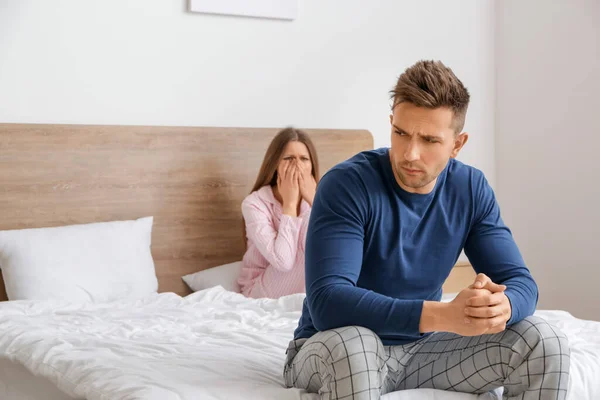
top-left (0, 123), bottom-right (598, 400)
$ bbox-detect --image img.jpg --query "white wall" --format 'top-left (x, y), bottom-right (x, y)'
top-left (496, 0), bottom-right (600, 320)
top-left (0, 0), bottom-right (496, 184)
top-left (2, 0), bottom-right (596, 319)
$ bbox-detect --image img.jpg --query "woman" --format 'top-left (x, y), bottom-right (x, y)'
top-left (237, 127), bottom-right (319, 299)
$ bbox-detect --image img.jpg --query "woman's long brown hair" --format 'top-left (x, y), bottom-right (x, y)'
top-left (242, 127), bottom-right (320, 248)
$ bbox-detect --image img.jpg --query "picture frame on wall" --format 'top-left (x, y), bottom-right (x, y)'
top-left (189, 0), bottom-right (298, 21)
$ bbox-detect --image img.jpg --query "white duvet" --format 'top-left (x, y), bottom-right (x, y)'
top-left (0, 287), bottom-right (598, 400)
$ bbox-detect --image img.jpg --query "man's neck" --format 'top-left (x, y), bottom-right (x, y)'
top-left (396, 177), bottom-right (437, 195)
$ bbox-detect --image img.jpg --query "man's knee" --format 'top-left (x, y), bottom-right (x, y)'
top-left (292, 326), bottom-right (384, 376)
top-left (499, 316), bottom-right (571, 396)
top-left (285, 326), bottom-right (386, 394)
top-left (310, 326), bottom-right (384, 366)
top-left (508, 316), bottom-right (570, 371)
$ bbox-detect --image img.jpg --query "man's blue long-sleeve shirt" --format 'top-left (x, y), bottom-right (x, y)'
top-left (294, 148), bottom-right (538, 345)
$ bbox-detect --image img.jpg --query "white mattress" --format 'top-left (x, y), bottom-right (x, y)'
top-left (0, 287), bottom-right (598, 400)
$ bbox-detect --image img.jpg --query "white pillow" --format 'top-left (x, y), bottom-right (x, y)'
top-left (0, 216), bottom-right (158, 302)
top-left (182, 261), bottom-right (242, 293)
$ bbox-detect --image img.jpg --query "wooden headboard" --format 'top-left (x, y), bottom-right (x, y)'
top-left (0, 124), bottom-right (374, 301)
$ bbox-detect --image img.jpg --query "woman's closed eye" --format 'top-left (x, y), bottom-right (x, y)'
top-left (283, 156), bottom-right (310, 162)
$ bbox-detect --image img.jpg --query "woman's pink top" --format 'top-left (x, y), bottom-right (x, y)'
top-left (237, 185), bottom-right (310, 299)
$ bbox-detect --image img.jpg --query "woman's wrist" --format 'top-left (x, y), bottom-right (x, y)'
top-left (282, 204), bottom-right (297, 217)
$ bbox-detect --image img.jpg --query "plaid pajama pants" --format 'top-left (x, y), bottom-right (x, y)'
top-left (283, 316), bottom-right (570, 400)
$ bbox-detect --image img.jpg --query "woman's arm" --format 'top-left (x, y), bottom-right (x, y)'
top-left (243, 198), bottom-right (303, 272)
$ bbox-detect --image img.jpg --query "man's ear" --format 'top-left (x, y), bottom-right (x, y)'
top-left (451, 132), bottom-right (469, 158)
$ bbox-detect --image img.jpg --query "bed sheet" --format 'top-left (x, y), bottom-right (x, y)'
top-left (0, 287), bottom-right (597, 400)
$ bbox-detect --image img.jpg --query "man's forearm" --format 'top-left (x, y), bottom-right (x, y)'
top-left (504, 277), bottom-right (538, 324)
top-left (419, 301), bottom-right (449, 333)
top-left (309, 284), bottom-right (424, 337)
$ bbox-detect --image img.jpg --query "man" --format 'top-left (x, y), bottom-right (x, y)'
top-left (284, 60), bottom-right (569, 400)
